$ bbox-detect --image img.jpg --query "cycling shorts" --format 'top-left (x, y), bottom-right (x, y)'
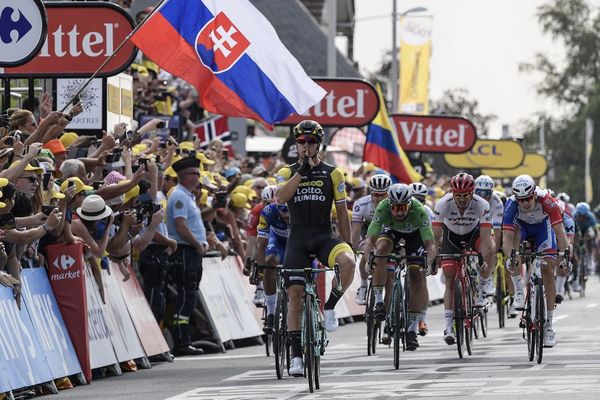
top-left (266, 235), bottom-right (287, 263)
top-left (440, 225), bottom-right (481, 270)
top-left (517, 218), bottom-right (557, 254)
top-left (283, 224), bottom-right (351, 288)
top-left (377, 228), bottom-right (426, 266)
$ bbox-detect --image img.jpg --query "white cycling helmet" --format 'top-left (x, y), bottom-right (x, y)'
top-left (475, 175), bottom-right (494, 191)
top-left (388, 183), bottom-right (412, 205)
top-left (557, 192), bottom-right (570, 203)
top-left (369, 174), bottom-right (392, 193)
top-left (410, 182), bottom-right (428, 197)
top-left (511, 174), bottom-right (536, 199)
top-left (261, 185), bottom-right (277, 202)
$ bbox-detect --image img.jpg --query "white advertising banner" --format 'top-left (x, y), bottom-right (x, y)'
top-left (56, 78), bottom-right (103, 130)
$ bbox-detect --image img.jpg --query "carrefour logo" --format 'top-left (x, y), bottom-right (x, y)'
top-left (0, 0), bottom-right (47, 67)
top-left (50, 254), bottom-right (81, 281)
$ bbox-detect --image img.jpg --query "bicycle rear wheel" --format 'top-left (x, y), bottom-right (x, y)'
top-left (366, 283), bottom-right (377, 356)
top-left (393, 282), bottom-right (404, 369)
top-left (535, 280), bottom-right (545, 364)
top-left (273, 291), bottom-right (287, 379)
top-left (496, 266), bottom-right (505, 328)
top-left (304, 295), bottom-right (315, 393)
top-left (480, 307), bottom-right (488, 338)
top-left (453, 279), bottom-right (464, 359)
top-left (580, 256), bottom-right (587, 298)
top-left (314, 326), bottom-right (324, 390)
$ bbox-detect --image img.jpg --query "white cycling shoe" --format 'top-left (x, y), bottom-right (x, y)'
top-left (513, 291), bottom-right (525, 310)
top-left (289, 356), bottom-right (304, 377)
top-left (323, 309), bottom-right (339, 332)
top-left (482, 279), bottom-right (495, 296)
top-left (544, 327), bottom-right (557, 348)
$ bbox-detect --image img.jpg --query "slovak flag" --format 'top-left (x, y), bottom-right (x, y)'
top-left (130, 0), bottom-right (326, 127)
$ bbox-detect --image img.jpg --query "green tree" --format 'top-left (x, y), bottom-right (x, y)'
top-left (521, 0), bottom-right (600, 203)
top-left (430, 88), bottom-right (497, 137)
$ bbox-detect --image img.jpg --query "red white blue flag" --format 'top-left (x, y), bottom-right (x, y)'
top-left (195, 114), bottom-right (231, 150)
top-left (130, 0), bottom-right (326, 127)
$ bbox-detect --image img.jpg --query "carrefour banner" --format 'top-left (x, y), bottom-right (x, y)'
top-left (399, 15), bottom-right (433, 114)
top-left (20, 268), bottom-right (82, 380)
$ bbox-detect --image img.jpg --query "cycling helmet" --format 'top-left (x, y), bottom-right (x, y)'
top-left (511, 174), bottom-right (536, 199)
top-left (369, 174), bottom-right (393, 193)
top-left (474, 175), bottom-right (494, 191)
top-left (261, 185), bottom-right (277, 202)
top-left (410, 182), bottom-right (428, 197)
top-left (575, 202), bottom-right (591, 215)
top-left (450, 173), bottom-right (475, 194)
top-left (388, 183), bottom-right (412, 205)
top-left (292, 120), bottom-right (324, 142)
top-left (557, 192), bottom-right (570, 203)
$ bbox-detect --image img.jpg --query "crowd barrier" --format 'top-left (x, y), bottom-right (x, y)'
top-left (1, 249), bottom-right (446, 398)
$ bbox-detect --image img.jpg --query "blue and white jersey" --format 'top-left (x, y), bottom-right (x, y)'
top-left (257, 203), bottom-right (289, 240)
top-left (574, 210), bottom-right (597, 233)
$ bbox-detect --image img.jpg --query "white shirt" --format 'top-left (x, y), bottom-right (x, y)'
top-left (432, 193), bottom-right (492, 235)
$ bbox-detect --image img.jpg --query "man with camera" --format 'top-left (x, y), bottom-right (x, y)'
top-left (166, 155), bottom-right (208, 356)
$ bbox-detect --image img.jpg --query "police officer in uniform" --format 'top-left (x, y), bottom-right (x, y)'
top-left (167, 156), bottom-right (208, 356)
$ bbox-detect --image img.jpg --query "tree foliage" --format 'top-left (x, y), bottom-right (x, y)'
top-left (521, 0), bottom-right (600, 204)
top-left (430, 88), bottom-right (497, 137)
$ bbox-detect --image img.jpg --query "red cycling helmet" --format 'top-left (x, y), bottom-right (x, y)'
top-left (450, 173), bottom-right (475, 194)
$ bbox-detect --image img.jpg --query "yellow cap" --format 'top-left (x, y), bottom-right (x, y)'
top-left (60, 177), bottom-right (93, 194)
top-left (132, 144), bottom-right (148, 156)
top-left (179, 141), bottom-right (195, 151)
top-left (362, 161), bottom-right (376, 173)
top-left (199, 188), bottom-right (209, 206)
top-left (10, 161), bottom-right (43, 173)
top-left (60, 132), bottom-right (79, 148)
top-left (243, 179), bottom-right (255, 187)
top-left (51, 190), bottom-right (65, 200)
top-left (0, 200), bottom-right (5, 209)
top-left (232, 185), bottom-right (257, 200)
top-left (197, 151), bottom-right (215, 165)
top-left (164, 166), bottom-right (177, 178)
top-left (230, 192), bottom-right (251, 209)
top-left (0, 178), bottom-right (8, 187)
top-left (351, 177), bottom-right (366, 189)
top-left (124, 183), bottom-right (140, 204)
top-left (266, 176), bottom-right (276, 185)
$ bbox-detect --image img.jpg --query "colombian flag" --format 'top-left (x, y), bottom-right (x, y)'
top-left (363, 85), bottom-right (422, 183)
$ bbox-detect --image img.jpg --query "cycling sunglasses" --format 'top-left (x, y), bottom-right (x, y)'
top-left (372, 192), bottom-right (387, 199)
top-left (453, 192), bottom-right (472, 200)
top-left (517, 194), bottom-right (535, 203)
top-left (475, 189), bottom-right (492, 198)
top-left (391, 203), bottom-right (411, 213)
top-left (296, 138), bottom-right (319, 145)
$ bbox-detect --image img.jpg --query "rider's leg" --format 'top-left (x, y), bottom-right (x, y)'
top-left (442, 261), bottom-right (457, 333)
top-left (372, 238), bottom-right (393, 305)
top-left (264, 254), bottom-right (279, 317)
top-left (408, 266), bottom-right (427, 333)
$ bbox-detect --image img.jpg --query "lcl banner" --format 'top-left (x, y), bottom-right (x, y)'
top-left (482, 153), bottom-right (548, 179)
top-left (279, 78), bottom-right (379, 127)
top-left (0, 2), bottom-right (135, 77)
top-left (444, 139), bottom-right (525, 169)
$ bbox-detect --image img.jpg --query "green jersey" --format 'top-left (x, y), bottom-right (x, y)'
top-left (367, 198), bottom-right (434, 241)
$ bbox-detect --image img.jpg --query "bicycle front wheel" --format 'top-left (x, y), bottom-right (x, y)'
top-left (496, 266), bottom-right (505, 328)
top-left (273, 291), bottom-right (287, 379)
top-left (580, 256), bottom-right (587, 298)
top-left (526, 287), bottom-right (535, 362)
top-left (535, 280), bottom-right (545, 364)
top-left (304, 295), bottom-right (315, 393)
top-left (393, 281), bottom-right (404, 369)
top-left (453, 279), bottom-right (464, 359)
top-left (365, 283), bottom-right (377, 356)
top-left (464, 279), bottom-right (474, 356)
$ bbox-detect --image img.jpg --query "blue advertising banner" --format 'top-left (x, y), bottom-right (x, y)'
top-left (20, 268), bottom-right (83, 379)
top-left (0, 283), bottom-right (53, 390)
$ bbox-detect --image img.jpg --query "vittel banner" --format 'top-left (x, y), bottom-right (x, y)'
top-left (0, 2), bottom-right (135, 77)
top-left (390, 114), bottom-right (477, 153)
top-left (279, 78), bottom-right (380, 127)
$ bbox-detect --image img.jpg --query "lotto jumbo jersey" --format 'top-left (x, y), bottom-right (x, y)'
top-left (275, 161), bottom-right (346, 226)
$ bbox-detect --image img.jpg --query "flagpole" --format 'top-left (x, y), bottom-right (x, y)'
top-left (60, 0), bottom-right (169, 112)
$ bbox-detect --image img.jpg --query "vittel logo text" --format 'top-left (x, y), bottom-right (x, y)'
top-left (302, 89), bottom-right (367, 119)
top-left (38, 23), bottom-right (116, 58)
top-left (399, 121), bottom-right (468, 148)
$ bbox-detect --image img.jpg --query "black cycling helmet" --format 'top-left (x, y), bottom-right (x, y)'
top-left (293, 120), bottom-right (324, 142)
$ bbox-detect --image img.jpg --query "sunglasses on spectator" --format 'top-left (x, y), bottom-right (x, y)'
top-left (453, 193), bottom-right (472, 200)
top-left (391, 203), bottom-right (411, 213)
top-left (296, 138), bottom-right (318, 145)
top-left (19, 176), bottom-right (39, 184)
top-left (517, 195), bottom-right (535, 203)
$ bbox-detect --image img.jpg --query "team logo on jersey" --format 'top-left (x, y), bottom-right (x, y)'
top-left (337, 182), bottom-right (345, 193)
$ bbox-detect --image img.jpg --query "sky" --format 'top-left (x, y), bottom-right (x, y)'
top-left (349, 0), bottom-right (581, 138)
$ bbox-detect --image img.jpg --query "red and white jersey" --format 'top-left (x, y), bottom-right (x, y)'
top-left (502, 188), bottom-right (563, 231)
top-left (432, 193), bottom-right (492, 235)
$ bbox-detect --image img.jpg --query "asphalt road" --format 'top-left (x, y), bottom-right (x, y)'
top-left (54, 278), bottom-right (600, 400)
